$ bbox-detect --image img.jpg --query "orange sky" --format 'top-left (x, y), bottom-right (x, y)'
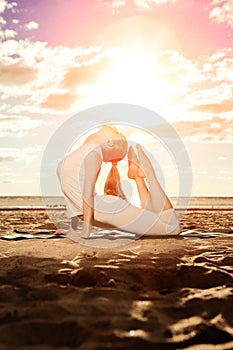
top-left (0, 0), bottom-right (232, 196)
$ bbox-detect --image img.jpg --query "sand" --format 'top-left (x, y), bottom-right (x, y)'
top-left (0, 209), bottom-right (233, 350)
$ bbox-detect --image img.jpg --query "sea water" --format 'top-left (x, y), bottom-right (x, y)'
top-left (0, 196), bottom-right (232, 209)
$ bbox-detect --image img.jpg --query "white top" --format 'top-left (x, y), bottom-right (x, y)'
top-left (57, 142), bottom-right (103, 217)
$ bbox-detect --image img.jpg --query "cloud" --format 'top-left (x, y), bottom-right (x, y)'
top-left (0, 36), bottom-right (231, 119)
top-left (0, 39), bottom-right (117, 112)
top-left (97, 0), bottom-right (126, 13)
top-left (40, 92), bottom-right (78, 111)
top-left (219, 170), bottom-right (229, 174)
top-left (24, 21), bottom-right (39, 31)
top-left (0, 0), bottom-right (17, 13)
top-left (0, 28), bottom-right (17, 40)
top-left (0, 58), bottom-right (38, 86)
top-left (154, 50), bottom-right (203, 84)
top-left (190, 99), bottom-right (233, 114)
top-left (0, 40), bottom-right (108, 110)
top-left (172, 116), bottom-right (233, 143)
top-left (98, 0), bottom-right (176, 12)
top-left (182, 51), bottom-right (233, 115)
top-left (62, 66), bottom-right (97, 88)
top-left (210, 0), bottom-right (233, 27)
top-left (0, 147), bottom-right (40, 164)
top-left (152, 50), bottom-right (204, 96)
top-left (0, 155), bottom-right (15, 162)
top-left (0, 39), bottom-right (104, 92)
top-left (134, 0), bottom-right (176, 10)
top-left (0, 15), bottom-right (6, 24)
top-left (185, 84), bottom-right (232, 112)
top-left (0, 116), bottom-right (42, 137)
top-left (62, 56), bottom-right (113, 88)
top-left (214, 57), bottom-right (233, 81)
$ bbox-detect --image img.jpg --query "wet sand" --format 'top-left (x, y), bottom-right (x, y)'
top-left (0, 209), bottom-right (233, 349)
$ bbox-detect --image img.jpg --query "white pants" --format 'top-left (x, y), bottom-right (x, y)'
top-left (94, 195), bottom-right (180, 236)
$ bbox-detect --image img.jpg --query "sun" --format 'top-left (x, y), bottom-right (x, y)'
top-left (100, 49), bottom-right (168, 105)
top-left (85, 15), bottom-right (182, 108)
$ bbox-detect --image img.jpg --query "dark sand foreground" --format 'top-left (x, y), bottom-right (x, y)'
top-left (0, 209), bottom-right (233, 350)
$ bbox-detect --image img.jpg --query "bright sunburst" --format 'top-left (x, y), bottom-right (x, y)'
top-left (100, 50), bottom-right (167, 104)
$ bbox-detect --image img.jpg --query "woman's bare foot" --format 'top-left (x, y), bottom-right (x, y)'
top-left (136, 144), bottom-right (155, 177)
top-left (128, 146), bottom-right (145, 179)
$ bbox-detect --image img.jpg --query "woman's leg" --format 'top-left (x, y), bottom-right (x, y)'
top-left (128, 146), bottom-right (152, 210)
top-left (122, 144), bottom-right (179, 235)
top-left (129, 145), bottom-right (173, 213)
top-left (94, 195), bottom-right (180, 235)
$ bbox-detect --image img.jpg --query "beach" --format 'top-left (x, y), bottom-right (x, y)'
top-left (0, 207), bottom-right (233, 349)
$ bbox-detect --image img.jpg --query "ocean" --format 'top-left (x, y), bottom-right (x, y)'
top-left (0, 196), bottom-right (232, 210)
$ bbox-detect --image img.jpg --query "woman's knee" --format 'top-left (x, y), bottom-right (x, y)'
top-left (167, 222), bottom-right (181, 235)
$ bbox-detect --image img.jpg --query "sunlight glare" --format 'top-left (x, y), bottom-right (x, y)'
top-left (101, 50), bottom-right (167, 104)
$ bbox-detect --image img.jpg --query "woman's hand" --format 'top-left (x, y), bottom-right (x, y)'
top-left (81, 221), bottom-right (92, 238)
top-left (66, 222), bottom-right (92, 241)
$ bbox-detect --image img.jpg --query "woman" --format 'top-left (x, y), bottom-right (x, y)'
top-left (57, 126), bottom-right (180, 238)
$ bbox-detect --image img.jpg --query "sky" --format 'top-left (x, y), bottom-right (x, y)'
top-left (0, 0), bottom-right (233, 197)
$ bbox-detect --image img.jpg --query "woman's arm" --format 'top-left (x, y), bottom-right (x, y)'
top-left (82, 151), bottom-right (102, 237)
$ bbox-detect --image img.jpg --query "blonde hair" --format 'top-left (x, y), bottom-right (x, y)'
top-left (104, 162), bottom-right (126, 199)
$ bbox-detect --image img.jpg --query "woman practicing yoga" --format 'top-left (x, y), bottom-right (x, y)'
top-left (57, 126), bottom-right (180, 238)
